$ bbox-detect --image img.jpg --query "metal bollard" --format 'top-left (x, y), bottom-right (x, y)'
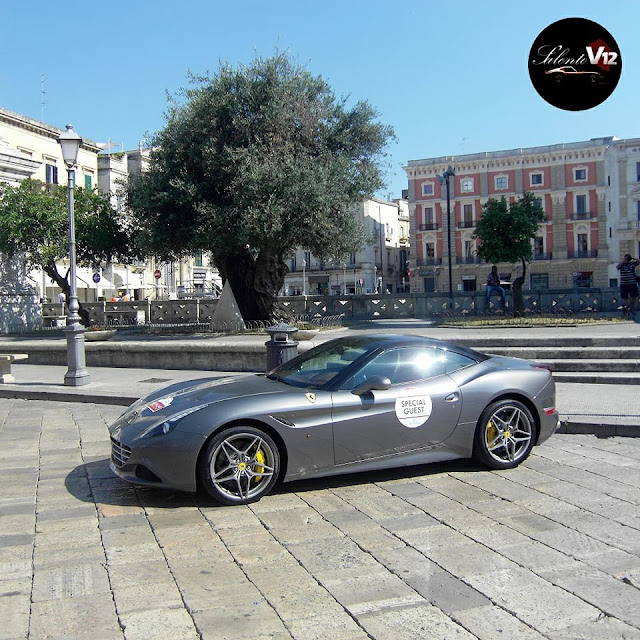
top-left (265, 322), bottom-right (299, 370)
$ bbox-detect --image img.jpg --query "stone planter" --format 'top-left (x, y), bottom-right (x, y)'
top-left (84, 329), bottom-right (117, 342)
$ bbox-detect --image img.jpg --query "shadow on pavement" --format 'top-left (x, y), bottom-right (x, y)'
top-left (65, 457), bottom-right (485, 509)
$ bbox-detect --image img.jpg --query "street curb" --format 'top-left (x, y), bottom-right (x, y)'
top-left (0, 388), bottom-right (135, 406)
top-left (558, 420), bottom-right (640, 437)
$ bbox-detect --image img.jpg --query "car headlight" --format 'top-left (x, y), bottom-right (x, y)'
top-left (138, 405), bottom-right (206, 439)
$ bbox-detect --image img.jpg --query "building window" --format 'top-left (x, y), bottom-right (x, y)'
top-left (462, 276), bottom-right (476, 292)
top-left (636, 201), bottom-right (640, 221)
top-left (425, 243), bottom-right (435, 259)
top-left (577, 233), bottom-right (589, 255)
top-left (574, 167), bottom-right (587, 181)
top-left (45, 164), bottom-right (58, 185)
top-left (575, 194), bottom-right (587, 216)
top-left (573, 271), bottom-right (593, 288)
top-left (195, 250), bottom-right (203, 267)
top-left (461, 178), bottom-right (474, 192)
top-left (533, 196), bottom-right (544, 213)
top-left (463, 204), bottom-right (473, 226)
top-left (495, 175), bottom-right (508, 190)
top-left (530, 172), bottom-right (543, 186)
top-left (534, 236), bottom-right (545, 258)
top-left (84, 174), bottom-right (92, 189)
top-left (530, 273), bottom-right (549, 290)
top-left (421, 181), bottom-right (434, 197)
top-left (636, 162), bottom-right (640, 181)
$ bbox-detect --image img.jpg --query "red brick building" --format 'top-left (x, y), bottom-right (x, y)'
top-left (404, 138), bottom-right (621, 294)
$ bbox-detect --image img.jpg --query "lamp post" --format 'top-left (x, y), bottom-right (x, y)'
top-left (58, 125), bottom-right (90, 386)
top-left (437, 166), bottom-right (455, 310)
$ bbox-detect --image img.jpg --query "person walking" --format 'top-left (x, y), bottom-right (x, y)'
top-left (617, 253), bottom-right (639, 319)
top-left (486, 265), bottom-right (506, 309)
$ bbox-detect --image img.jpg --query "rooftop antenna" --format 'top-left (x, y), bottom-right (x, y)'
top-left (40, 73), bottom-right (47, 120)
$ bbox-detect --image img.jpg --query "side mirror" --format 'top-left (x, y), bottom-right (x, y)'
top-left (351, 376), bottom-right (392, 396)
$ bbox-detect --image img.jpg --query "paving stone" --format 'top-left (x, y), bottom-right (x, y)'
top-left (119, 607), bottom-right (199, 640)
top-left (191, 600), bottom-right (288, 638)
top-left (357, 601), bottom-right (476, 640)
top-left (465, 567), bottom-right (602, 633)
top-left (31, 562), bottom-right (111, 602)
top-left (546, 617), bottom-right (640, 640)
top-left (454, 604), bottom-right (548, 640)
top-left (29, 593), bottom-right (122, 638)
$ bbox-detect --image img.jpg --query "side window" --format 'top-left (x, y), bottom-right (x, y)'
top-left (345, 347), bottom-right (447, 388)
top-left (443, 350), bottom-right (477, 373)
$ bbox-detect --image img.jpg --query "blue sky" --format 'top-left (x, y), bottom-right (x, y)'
top-left (3, 0), bottom-right (638, 199)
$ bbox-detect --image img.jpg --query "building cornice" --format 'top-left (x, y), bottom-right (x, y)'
top-left (0, 107), bottom-right (102, 154)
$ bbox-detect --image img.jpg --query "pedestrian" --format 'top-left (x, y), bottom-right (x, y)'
top-left (616, 253), bottom-right (638, 318)
top-left (486, 265), bottom-right (506, 308)
top-left (57, 291), bottom-right (66, 305)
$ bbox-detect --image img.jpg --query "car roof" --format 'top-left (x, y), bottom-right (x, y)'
top-left (325, 333), bottom-right (487, 360)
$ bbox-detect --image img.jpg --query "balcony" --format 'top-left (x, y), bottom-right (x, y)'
top-left (619, 220), bottom-right (640, 231)
top-left (458, 220), bottom-right (476, 229)
top-left (418, 223), bottom-right (439, 231)
top-left (533, 253), bottom-right (553, 261)
top-left (456, 256), bottom-right (482, 265)
top-left (416, 258), bottom-right (442, 266)
top-left (571, 211), bottom-right (593, 220)
top-left (568, 249), bottom-right (598, 259)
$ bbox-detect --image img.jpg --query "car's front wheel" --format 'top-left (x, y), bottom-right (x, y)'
top-left (473, 399), bottom-right (536, 469)
top-left (199, 426), bottom-right (280, 505)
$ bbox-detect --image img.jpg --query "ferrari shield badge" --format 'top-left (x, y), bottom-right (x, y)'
top-left (305, 392), bottom-right (316, 403)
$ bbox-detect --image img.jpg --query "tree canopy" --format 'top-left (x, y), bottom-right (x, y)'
top-left (126, 52), bottom-right (395, 322)
top-left (0, 179), bottom-right (135, 324)
top-left (473, 193), bottom-right (546, 315)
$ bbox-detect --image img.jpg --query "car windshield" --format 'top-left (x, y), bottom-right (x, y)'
top-left (267, 338), bottom-right (374, 388)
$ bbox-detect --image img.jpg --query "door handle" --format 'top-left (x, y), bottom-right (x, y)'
top-left (445, 393), bottom-right (459, 403)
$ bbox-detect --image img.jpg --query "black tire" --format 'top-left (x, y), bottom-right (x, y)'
top-left (198, 426), bottom-right (280, 505)
top-left (473, 399), bottom-right (537, 470)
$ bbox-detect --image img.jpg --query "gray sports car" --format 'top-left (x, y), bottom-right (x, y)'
top-left (109, 335), bottom-right (559, 505)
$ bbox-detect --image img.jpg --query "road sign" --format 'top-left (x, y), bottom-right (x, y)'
top-left (154, 269), bottom-right (161, 280)
top-left (92, 272), bottom-right (100, 283)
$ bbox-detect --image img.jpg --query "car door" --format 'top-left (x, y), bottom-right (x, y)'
top-left (331, 347), bottom-right (462, 465)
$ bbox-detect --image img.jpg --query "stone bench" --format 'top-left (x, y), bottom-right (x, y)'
top-left (0, 354), bottom-right (28, 383)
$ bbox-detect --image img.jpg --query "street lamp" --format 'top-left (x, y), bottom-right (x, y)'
top-left (58, 124), bottom-right (90, 386)
top-left (437, 166), bottom-right (455, 310)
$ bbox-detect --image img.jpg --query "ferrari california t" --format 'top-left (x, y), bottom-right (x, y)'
top-left (109, 334), bottom-right (559, 505)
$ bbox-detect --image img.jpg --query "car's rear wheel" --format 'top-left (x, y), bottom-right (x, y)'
top-left (199, 426), bottom-right (280, 505)
top-left (473, 399), bottom-right (536, 469)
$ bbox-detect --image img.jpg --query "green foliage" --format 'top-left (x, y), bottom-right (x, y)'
top-left (125, 53), bottom-right (395, 320)
top-left (473, 193), bottom-right (546, 265)
top-left (0, 179), bottom-right (135, 272)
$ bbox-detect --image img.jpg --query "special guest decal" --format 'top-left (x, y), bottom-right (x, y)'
top-left (395, 389), bottom-right (433, 428)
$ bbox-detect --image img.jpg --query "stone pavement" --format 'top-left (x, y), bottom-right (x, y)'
top-left (2, 397), bottom-right (640, 639)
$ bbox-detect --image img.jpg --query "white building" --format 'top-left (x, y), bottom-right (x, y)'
top-left (283, 198), bottom-right (410, 296)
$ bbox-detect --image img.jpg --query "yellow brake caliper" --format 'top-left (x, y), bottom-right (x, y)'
top-left (487, 420), bottom-right (497, 445)
top-left (254, 449), bottom-right (265, 482)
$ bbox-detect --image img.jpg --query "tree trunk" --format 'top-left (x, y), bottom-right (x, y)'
top-left (218, 247), bottom-right (289, 323)
top-left (42, 262), bottom-right (91, 327)
top-left (511, 257), bottom-right (527, 317)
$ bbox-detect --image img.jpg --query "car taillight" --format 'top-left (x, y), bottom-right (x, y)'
top-left (530, 363), bottom-right (552, 372)
top-left (544, 407), bottom-right (557, 416)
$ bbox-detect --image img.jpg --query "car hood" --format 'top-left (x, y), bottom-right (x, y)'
top-left (115, 373), bottom-right (288, 429)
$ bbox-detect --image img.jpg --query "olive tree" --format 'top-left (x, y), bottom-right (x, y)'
top-left (126, 53), bottom-right (395, 322)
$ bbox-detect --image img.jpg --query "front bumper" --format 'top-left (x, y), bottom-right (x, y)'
top-left (109, 428), bottom-right (205, 493)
